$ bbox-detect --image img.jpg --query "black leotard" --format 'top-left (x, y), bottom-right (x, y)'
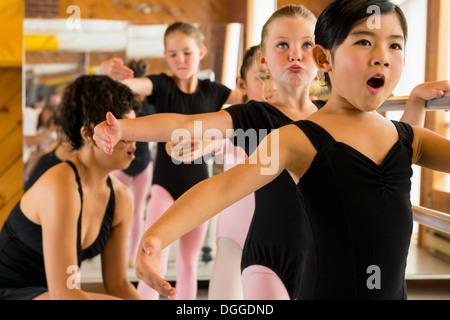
top-left (293, 120), bottom-right (414, 299)
top-left (0, 161), bottom-right (115, 299)
top-left (224, 100), bottom-right (325, 299)
top-left (148, 74), bottom-right (231, 200)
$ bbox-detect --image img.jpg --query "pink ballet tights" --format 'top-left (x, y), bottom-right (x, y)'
top-left (241, 265), bottom-right (290, 300)
top-left (111, 163), bottom-right (153, 262)
top-left (137, 185), bottom-right (209, 300)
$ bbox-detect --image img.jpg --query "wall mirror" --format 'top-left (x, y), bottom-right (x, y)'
top-left (23, 13), bottom-right (244, 288)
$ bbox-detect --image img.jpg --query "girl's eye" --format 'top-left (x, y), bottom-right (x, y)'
top-left (390, 43), bottom-right (403, 50)
top-left (356, 39), bottom-right (371, 46)
top-left (277, 42), bottom-right (289, 49)
top-left (184, 51), bottom-right (192, 55)
top-left (303, 42), bottom-right (313, 49)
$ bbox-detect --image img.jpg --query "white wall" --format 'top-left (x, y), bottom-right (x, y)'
top-left (246, 0), bottom-right (276, 48)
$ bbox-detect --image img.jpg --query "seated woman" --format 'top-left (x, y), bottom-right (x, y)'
top-left (0, 75), bottom-right (142, 300)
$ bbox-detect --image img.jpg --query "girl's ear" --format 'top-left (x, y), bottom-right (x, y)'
top-left (199, 45), bottom-right (207, 61)
top-left (312, 44), bottom-right (332, 73)
top-left (80, 126), bottom-right (94, 146)
top-left (236, 76), bottom-right (247, 95)
top-left (257, 50), bottom-right (269, 71)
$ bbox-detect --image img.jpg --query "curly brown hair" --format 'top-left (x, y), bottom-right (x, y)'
top-left (59, 75), bottom-right (140, 150)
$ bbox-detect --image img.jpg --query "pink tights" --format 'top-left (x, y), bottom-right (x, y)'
top-left (111, 162), bottom-right (153, 262)
top-left (241, 265), bottom-right (290, 300)
top-left (137, 185), bottom-right (209, 300)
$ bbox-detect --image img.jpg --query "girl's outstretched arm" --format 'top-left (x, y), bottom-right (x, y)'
top-left (401, 80), bottom-right (450, 127)
top-left (134, 124), bottom-right (316, 298)
top-left (93, 110), bottom-right (234, 155)
top-left (134, 127), bottom-right (300, 298)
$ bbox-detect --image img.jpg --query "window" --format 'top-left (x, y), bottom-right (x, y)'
top-left (388, 0), bottom-right (429, 207)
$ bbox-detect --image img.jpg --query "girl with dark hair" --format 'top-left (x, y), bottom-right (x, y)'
top-left (123, 0), bottom-right (450, 300)
top-left (0, 75), bottom-right (142, 300)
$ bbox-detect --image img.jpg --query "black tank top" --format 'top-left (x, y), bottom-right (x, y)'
top-left (294, 120), bottom-right (414, 299)
top-left (0, 161), bottom-right (115, 288)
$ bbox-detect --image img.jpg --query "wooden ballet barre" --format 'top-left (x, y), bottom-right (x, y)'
top-left (412, 205), bottom-right (450, 234)
top-left (379, 92), bottom-right (450, 112)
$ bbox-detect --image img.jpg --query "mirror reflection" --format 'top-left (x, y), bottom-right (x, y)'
top-left (23, 14), bottom-right (245, 298)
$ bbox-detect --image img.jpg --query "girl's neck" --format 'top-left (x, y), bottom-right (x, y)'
top-left (71, 149), bottom-right (110, 190)
top-left (268, 85), bottom-right (317, 120)
top-left (324, 92), bottom-right (369, 116)
top-left (173, 75), bottom-right (198, 94)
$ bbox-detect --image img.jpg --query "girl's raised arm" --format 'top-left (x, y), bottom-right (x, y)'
top-left (401, 80), bottom-right (450, 127)
top-left (413, 125), bottom-right (450, 173)
top-left (99, 58), bottom-right (153, 97)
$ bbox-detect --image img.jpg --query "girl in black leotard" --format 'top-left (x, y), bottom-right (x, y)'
top-left (115, 0), bottom-right (450, 300)
top-left (0, 75), bottom-right (141, 300)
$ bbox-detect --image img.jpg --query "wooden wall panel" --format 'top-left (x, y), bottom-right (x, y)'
top-left (59, 0), bottom-right (247, 25)
top-left (0, 68), bottom-right (23, 227)
top-left (277, 0), bottom-right (332, 17)
top-left (25, 0), bottom-right (59, 18)
top-left (0, 0), bottom-right (23, 228)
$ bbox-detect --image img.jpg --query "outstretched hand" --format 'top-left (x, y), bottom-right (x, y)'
top-left (99, 58), bottom-right (134, 81)
top-left (93, 112), bottom-right (123, 155)
top-left (135, 236), bottom-right (177, 300)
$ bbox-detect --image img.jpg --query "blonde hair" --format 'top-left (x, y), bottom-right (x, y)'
top-left (260, 5), bottom-right (316, 52)
top-left (164, 21), bottom-right (205, 49)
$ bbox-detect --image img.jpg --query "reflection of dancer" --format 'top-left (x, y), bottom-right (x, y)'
top-left (132, 0), bottom-right (450, 300)
top-left (23, 104), bottom-right (58, 182)
top-left (100, 22), bottom-right (242, 300)
top-left (0, 75), bottom-right (141, 300)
